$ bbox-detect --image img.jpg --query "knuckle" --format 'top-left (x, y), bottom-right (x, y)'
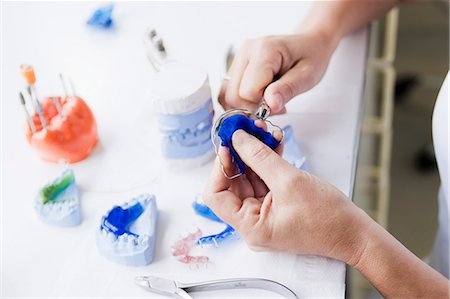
top-left (276, 80), bottom-right (296, 100)
top-left (239, 85), bottom-right (261, 100)
top-left (241, 39), bottom-right (255, 51)
top-left (202, 191), bottom-right (212, 205)
top-left (254, 39), bottom-right (281, 62)
top-left (300, 62), bottom-right (322, 90)
top-left (259, 36), bottom-right (280, 49)
top-left (244, 226), bottom-right (271, 251)
top-left (245, 233), bottom-right (262, 248)
top-left (283, 170), bottom-right (302, 191)
top-left (248, 244), bottom-right (265, 252)
top-left (249, 141), bottom-right (272, 164)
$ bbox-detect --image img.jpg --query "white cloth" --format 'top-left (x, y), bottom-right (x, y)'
top-left (429, 71), bottom-right (449, 278)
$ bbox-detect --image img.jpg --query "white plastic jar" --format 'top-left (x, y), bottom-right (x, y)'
top-left (150, 62), bottom-right (215, 169)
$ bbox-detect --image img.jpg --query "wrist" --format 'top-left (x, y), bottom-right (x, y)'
top-left (327, 205), bottom-right (374, 267)
top-left (295, 3), bottom-right (345, 53)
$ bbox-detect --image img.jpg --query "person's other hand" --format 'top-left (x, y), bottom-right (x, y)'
top-left (204, 130), bottom-right (369, 265)
top-left (219, 32), bottom-right (337, 114)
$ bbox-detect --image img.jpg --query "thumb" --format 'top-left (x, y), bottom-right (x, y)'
top-left (232, 130), bottom-right (294, 190)
top-left (264, 62), bottom-right (317, 113)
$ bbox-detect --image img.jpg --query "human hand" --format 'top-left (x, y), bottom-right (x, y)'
top-left (204, 129), bottom-right (369, 265)
top-left (219, 31), bottom-right (338, 114)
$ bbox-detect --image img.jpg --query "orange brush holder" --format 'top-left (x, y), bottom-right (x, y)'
top-left (26, 96), bottom-right (98, 163)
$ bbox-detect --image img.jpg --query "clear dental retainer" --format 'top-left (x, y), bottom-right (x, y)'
top-left (211, 101), bottom-right (284, 179)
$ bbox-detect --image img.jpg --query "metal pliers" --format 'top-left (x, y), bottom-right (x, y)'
top-left (135, 275), bottom-right (298, 299)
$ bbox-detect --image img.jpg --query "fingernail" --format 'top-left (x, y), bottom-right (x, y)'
top-left (232, 129), bottom-right (247, 146)
top-left (271, 92), bottom-right (284, 111)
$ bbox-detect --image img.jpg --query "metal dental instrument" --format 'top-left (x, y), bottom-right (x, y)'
top-left (26, 82), bottom-right (47, 130)
top-left (68, 77), bottom-right (76, 96)
top-left (19, 92), bottom-right (36, 133)
top-left (135, 276), bottom-right (298, 299)
top-left (21, 65), bottom-right (47, 130)
top-left (144, 28), bottom-right (167, 72)
top-left (59, 73), bottom-right (69, 97)
top-left (53, 96), bottom-right (65, 118)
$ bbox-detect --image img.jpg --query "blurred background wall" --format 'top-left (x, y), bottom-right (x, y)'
top-left (350, 1), bottom-right (449, 298)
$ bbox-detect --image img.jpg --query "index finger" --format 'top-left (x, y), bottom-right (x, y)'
top-left (239, 58), bottom-right (276, 101)
top-left (203, 158), bottom-right (243, 226)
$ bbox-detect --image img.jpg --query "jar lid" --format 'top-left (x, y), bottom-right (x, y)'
top-left (150, 62), bottom-right (211, 115)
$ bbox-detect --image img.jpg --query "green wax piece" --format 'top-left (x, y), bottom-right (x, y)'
top-left (40, 169), bottom-right (75, 204)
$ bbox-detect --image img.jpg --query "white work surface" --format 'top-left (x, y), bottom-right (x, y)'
top-left (1, 2), bottom-right (368, 298)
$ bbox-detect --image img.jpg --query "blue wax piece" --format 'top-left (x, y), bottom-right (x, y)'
top-left (217, 114), bottom-right (281, 174)
top-left (87, 4), bottom-right (114, 28)
top-left (35, 169), bottom-right (81, 227)
top-left (97, 194), bottom-right (158, 267)
top-left (101, 202), bottom-right (143, 237)
top-left (192, 200), bottom-right (223, 223)
top-left (191, 198), bottom-right (238, 246)
top-left (197, 224), bottom-right (238, 246)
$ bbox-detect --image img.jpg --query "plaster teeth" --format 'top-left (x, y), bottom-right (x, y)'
top-left (138, 194), bottom-right (149, 204)
top-left (118, 234), bottom-right (127, 248)
top-left (96, 193), bottom-right (157, 266)
top-left (128, 235), bottom-right (138, 247)
top-left (118, 234), bottom-right (127, 243)
top-left (107, 232), bottom-right (116, 242)
top-left (138, 235), bottom-right (148, 246)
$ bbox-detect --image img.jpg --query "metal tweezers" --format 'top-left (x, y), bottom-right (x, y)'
top-left (135, 276), bottom-right (299, 299)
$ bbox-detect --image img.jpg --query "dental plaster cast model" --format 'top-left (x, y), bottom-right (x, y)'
top-left (97, 194), bottom-right (158, 267)
top-left (35, 169), bottom-right (81, 226)
top-left (26, 95), bottom-right (98, 163)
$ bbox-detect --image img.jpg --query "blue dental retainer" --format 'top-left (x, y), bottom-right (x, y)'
top-left (217, 114), bottom-right (281, 174)
top-left (96, 194), bottom-right (158, 267)
top-left (192, 197), bottom-right (238, 246)
top-left (35, 169), bottom-right (81, 227)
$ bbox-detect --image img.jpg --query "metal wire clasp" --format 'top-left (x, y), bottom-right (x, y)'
top-left (255, 99), bottom-right (270, 120)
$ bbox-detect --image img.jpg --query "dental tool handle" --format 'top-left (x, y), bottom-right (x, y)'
top-left (68, 77), bottom-right (77, 96)
top-left (53, 96), bottom-right (65, 118)
top-left (28, 85), bottom-right (47, 130)
top-left (59, 73), bottom-right (69, 97)
top-left (19, 92), bottom-right (36, 133)
top-left (179, 278), bottom-right (298, 299)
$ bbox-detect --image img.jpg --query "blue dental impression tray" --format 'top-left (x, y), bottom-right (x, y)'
top-left (35, 169), bottom-right (81, 227)
top-left (192, 197), bottom-right (238, 246)
top-left (96, 194), bottom-right (158, 267)
top-left (87, 4), bottom-right (114, 29)
top-left (218, 114), bottom-right (281, 174)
